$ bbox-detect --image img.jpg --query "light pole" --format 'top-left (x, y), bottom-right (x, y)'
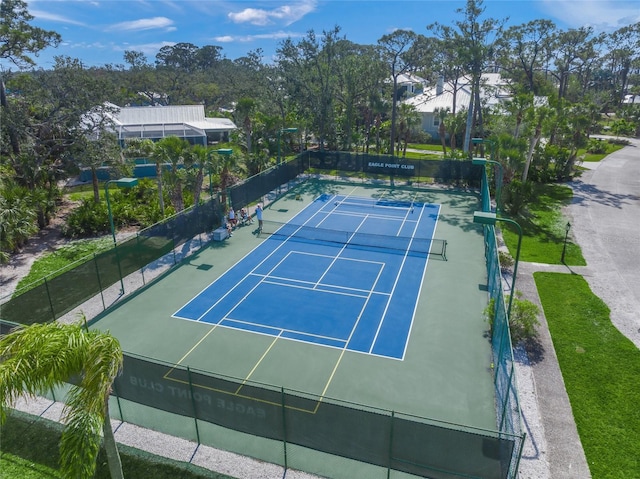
top-left (277, 127), bottom-right (298, 166)
top-left (207, 148), bottom-right (233, 198)
top-left (473, 211), bottom-right (523, 323)
top-left (104, 177), bottom-right (138, 294)
top-left (472, 157), bottom-right (503, 216)
top-left (105, 177), bottom-right (138, 244)
top-left (561, 221), bottom-right (571, 263)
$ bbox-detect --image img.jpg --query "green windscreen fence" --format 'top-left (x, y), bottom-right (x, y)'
top-left (0, 197), bottom-right (221, 325)
top-left (1, 160), bottom-right (523, 478)
top-left (300, 151), bottom-right (483, 183)
top-left (114, 354), bottom-right (517, 479)
top-left (229, 159), bottom-right (304, 210)
top-left (476, 167), bottom-right (525, 478)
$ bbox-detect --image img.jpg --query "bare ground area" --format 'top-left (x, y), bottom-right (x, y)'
top-left (1, 197), bottom-right (79, 298)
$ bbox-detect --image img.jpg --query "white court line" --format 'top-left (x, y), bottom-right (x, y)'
top-left (396, 194), bottom-right (417, 236)
top-left (401, 203), bottom-right (442, 360)
top-left (259, 277), bottom-right (389, 298)
top-left (313, 215), bottom-right (368, 289)
top-left (369, 201), bottom-right (428, 355)
top-left (221, 317), bottom-right (347, 345)
top-left (171, 195), bottom-right (328, 317)
top-left (320, 209), bottom-right (416, 222)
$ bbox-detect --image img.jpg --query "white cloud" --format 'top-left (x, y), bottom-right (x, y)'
top-left (214, 31), bottom-right (304, 43)
top-left (30, 9), bottom-right (87, 26)
top-left (214, 36), bottom-right (236, 43)
top-left (107, 17), bottom-right (175, 32)
top-left (228, 1), bottom-right (317, 26)
top-left (541, 0), bottom-right (640, 31)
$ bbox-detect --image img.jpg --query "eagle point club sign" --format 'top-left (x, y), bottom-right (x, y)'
top-left (365, 160), bottom-right (416, 176)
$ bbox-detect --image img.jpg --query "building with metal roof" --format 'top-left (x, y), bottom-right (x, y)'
top-left (105, 104), bottom-right (237, 145)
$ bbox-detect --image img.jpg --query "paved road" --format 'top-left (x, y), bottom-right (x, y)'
top-left (516, 136), bottom-right (640, 479)
top-left (570, 136), bottom-right (640, 348)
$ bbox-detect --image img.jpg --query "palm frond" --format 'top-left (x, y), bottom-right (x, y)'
top-left (0, 318), bottom-right (123, 478)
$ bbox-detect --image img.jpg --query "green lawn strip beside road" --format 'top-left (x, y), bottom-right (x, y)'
top-left (500, 183), bottom-right (585, 266)
top-left (535, 273), bottom-right (640, 479)
top-left (0, 411), bottom-right (236, 479)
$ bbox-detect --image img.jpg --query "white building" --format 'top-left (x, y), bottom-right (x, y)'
top-left (96, 103), bottom-right (237, 146)
top-left (403, 73), bottom-right (511, 139)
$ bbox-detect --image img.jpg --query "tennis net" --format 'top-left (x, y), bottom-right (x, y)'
top-left (260, 220), bottom-right (447, 260)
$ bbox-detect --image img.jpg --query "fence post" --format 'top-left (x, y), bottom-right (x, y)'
top-left (113, 242), bottom-right (126, 295)
top-left (93, 253), bottom-right (106, 311)
top-left (387, 410), bottom-right (395, 479)
top-left (111, 380), bottom-right (125, 424)
top-left (43, 277), bottom-right (56, 321)
top-left (281, 387), bottom-right (288, 472)
top-left (136, 233), bottom-right (146, 285)
top-left (187, 366), bottom-right (201, 445)
top-left (499, 365), bottom-right (515, 433)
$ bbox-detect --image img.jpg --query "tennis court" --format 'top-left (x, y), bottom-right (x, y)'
top-left (173, 194), bottom-right (442, 360)
top-left (89, 179), bottom-right (501, 478)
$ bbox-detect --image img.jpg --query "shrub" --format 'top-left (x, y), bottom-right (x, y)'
top-left (484, 291), bottom-right (541, 343)
top-left (62, 199), bottom-right (109, 238)
top-left (498, 250), bottom-right (514, 271)
top-left (586, 138), bottom-right (607, 154)
top-left (507, 291), bottom-right (541, 342)
top-left (503, 179), bottom-right (534, 216)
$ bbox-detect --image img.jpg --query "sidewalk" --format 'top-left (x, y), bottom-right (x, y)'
top-left (514, 263), bottom-right (591, 479)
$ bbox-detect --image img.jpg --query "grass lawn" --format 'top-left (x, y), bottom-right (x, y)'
top-left (0, 411), bottom-right (236, 479)
top-left (0, 452), bottom-right (60, 479)
top-left (407, 143), bottom-right (445, 152)
top-left (13, 238), bottom-right (113, 294)
top-left (578, 142), bottom-right (626, 162)
top-left (534, 273), bottom-right (640, 479)
top-left (500, 183), bottom-right (586, 266)
top-left (403, 151), bottom-right (443, 160)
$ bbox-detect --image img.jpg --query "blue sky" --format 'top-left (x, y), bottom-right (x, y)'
top-left (13, 0), bottom-right (640, 69)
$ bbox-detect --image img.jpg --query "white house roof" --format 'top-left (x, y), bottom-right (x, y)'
top-left (396, 72), bottom-right (426, 85)
top-left (404, 88), bottom-right (471, 113)
top-left (403, 73), bottom-right (509, 114)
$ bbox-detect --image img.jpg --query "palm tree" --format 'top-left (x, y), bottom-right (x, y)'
top-left (212, 146), bottom-right (238, 207)
top-left (188, 144), bottom-right (208, 205)
top-left (124, 138), bottom-right (166, 216)
top-left (0, 320), bottom-right (124, 479)
top-left (0, 179), bottom-right (39, 263)
top-left (154, 136), bottom-right (190, 212)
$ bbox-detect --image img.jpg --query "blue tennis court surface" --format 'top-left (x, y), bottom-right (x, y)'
top-left (173, 194), bottom-right (441, 360)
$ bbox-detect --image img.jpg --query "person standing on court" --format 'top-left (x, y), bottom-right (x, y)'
top-left (228, 208), bottom-right (236, 228)
top-left (255, 203), bottom-right (263, 232)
